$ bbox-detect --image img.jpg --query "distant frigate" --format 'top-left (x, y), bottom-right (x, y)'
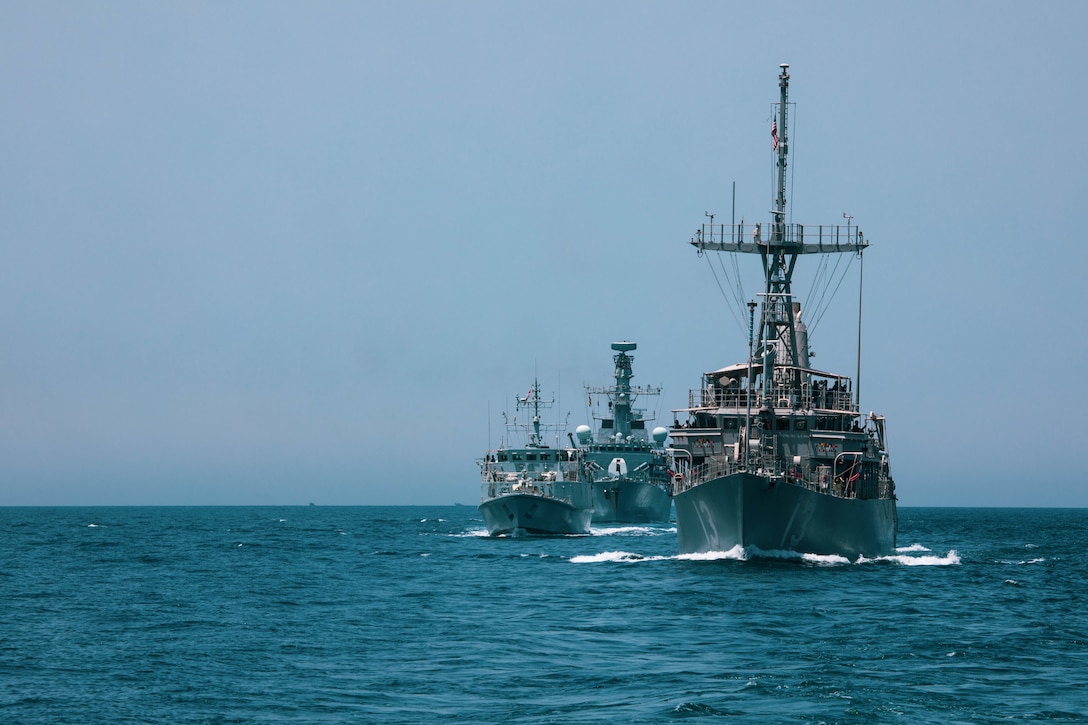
top-left (577, 342), bottom-right (672, 523)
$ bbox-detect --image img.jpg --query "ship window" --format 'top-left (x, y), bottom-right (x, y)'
top-left (794, 419), bottom-right (808, 431)
top-left (526, 454), bottom-right (537, 461)
top-left (776, 418), bottom-right (790, 431)
top-left (632, 420), bottom-right (645, 430)
top-left (497, 453), bottom-right (508, 462)
top-left (722, 418), bottom-right (739, 430)
top-left (602, 419), bottom-right (614, 429)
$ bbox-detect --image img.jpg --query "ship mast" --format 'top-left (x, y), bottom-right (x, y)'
top-left (516, 379), bottom-right (553, 448)
top-left (689, 64), bottom-right (869, 413)
top-left (774, 64), bottom-right (789, 241)
top-left (586, 342), bottom-right (661, 439)
top-left (610, 343), bottom-right (636, 436)
top-left (757, 63), bottom-right (802, 406)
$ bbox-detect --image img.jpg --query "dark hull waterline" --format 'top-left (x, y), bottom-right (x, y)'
top-left (591, 480), bottom-right (672, 524)
top-left (479, 493), bottom-right (593, 537)
top-left (674, 472), bottom-right (897, 559)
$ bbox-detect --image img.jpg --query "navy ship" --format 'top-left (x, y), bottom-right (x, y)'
top-left (576, 342), bottom-right (672, 523)
top-left (668, 65), bottom-right (898, 559)
top-left (478, 379), bottom-right (594, 536)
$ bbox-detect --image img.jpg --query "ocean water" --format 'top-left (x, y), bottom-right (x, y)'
top-left (2, 506), bottom-right (1086, 724)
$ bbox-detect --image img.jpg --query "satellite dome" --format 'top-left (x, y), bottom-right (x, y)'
top-left (652, 427), bottom-right (668, 443)
top-left (575, 424), bottom-right (593, 443)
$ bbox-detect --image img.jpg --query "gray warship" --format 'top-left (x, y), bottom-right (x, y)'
top-left (668, 65), bottom-right (898, 559)
top-left (478, 379), bottom-right (594, 536)
top-left (576, 342), bottom-right (673, 523)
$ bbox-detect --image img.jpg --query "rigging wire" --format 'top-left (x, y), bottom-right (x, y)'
top-left (807, 253), bottom-right (843, 333)
top-left (804, 252), bottom-right (830, 313)
top-left (807, 252), bottom-right (857, 334)
top-left (715, 248), bottom-right (747, 317)
top-left (703, 251), bottom-right (746, 336)
top-left (729, 250), bottom-right (746, 308)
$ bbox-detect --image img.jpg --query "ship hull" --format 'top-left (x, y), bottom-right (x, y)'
top-left (591, 480), bottom-right (672, 523)
top-left (674, 472), bottom-right (896, 559)
top-left (478, 493), bottom-right (593, 536)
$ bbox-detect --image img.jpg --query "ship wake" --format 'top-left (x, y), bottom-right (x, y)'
top-left (571, 546), bottom-right (960, 566)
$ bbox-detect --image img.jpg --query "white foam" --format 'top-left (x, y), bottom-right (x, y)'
top-left (999, 557), bottom-right (1045, 565)
top-left (570, 550), bottom-right (649, 563)
top-left (739, 545), bottom-right (849, 563)
top-left (737, 545), bottom-right (958, 566)
top-left (589, 525), bottom-right (674, 537)
top-left (896, 543), bottom-right (931, 553)
top-left (569, 545), bottom-right (961, 566)
top-left (676, 546), bottom-right (748, 561)
top-left (448, 528), bottom-right (491, 538)
top-left (801, 552), bottom-right (852, 566)
top-left (873, 550), bottom-right (961, 566)
top-left (572, 547), bottom-right (747, 563)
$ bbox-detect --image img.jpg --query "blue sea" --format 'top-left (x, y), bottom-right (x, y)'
top-left (2, 506), bottom-right (1086, 723)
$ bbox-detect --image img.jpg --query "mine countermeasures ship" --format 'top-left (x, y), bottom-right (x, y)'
top-left (669, 65), bottom-right (898, 559)
top-left (479, 380), bottom-right (594, 536)
top-left (577, 342), bottom-right (672, 523)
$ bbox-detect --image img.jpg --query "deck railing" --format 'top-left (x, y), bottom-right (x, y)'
top-left (673, 453), bottom-right (894, 501)
top-left (688, 386), bottom-right (856, 413)
top-left (698, 222), bottom-right (866, 250)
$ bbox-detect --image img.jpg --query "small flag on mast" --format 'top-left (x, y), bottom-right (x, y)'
top-left (771, 119), bottom-right (778, 150)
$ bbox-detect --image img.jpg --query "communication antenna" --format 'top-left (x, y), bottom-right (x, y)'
top-left (844, 212), bottom-right (860, 411)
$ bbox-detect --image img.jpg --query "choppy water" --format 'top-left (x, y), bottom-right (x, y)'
top-left (2, 506), bottom-right (1086, 723)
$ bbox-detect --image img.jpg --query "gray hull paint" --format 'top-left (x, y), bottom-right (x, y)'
top-left (479, 493), bottom-right (593, 536)
top-left (591, 480), bottom-right (672, 524)
top-left (674, 472), bottom-right (897, 559)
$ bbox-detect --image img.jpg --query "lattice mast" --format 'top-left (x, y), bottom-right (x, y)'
top-left (691, 63), bottom-right (868, 409)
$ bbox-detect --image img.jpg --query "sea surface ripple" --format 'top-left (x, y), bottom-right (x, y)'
top-left (2, 506), bottom-right (1086, 723)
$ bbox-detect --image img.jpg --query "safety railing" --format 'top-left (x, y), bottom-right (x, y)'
top-left (673, 453), bottom-right (895, 501)
top-left (479, 474), bottom-right (580, 505)
top-left (688, 386), bottom-right (857, 413)
top-left (480, 459), bottom-right (588, 482)
top-left (698, 222), bottom-right (866, 249)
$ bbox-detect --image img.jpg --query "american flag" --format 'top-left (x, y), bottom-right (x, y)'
top-left (771, 119), bottom-right (778, 150)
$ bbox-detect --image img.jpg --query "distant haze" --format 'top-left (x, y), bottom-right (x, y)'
top-left (2, 2), bottom-right (1085, 506)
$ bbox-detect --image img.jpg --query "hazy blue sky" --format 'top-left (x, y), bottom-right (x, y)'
top-left (2, 1), bottom-right (1085, 507)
